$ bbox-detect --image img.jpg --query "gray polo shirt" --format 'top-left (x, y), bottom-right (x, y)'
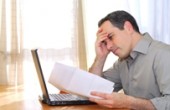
top-left (102, 33), bottom-right (170, 109)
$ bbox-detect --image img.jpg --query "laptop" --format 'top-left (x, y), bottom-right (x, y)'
top-left (31, 49), bottom-right (95, 105)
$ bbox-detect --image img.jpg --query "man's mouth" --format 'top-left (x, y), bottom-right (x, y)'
top-left (113, 48), bottom-right (118, 55)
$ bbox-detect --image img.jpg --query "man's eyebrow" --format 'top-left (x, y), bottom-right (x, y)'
top-left (107, 33), bottom-right (113, 38)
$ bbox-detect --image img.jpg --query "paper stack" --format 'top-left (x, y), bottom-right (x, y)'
top-left (48, 62), bottom-right (114, 98)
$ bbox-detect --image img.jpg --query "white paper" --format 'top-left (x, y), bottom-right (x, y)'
top-left (48, 62), bottom-right (114, 98)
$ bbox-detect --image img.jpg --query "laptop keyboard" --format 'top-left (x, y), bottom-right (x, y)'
top-left (50, 94), bottom-right (88, 101)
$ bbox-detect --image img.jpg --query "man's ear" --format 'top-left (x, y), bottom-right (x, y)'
top-left (124, 21), bottom-right (133, 33)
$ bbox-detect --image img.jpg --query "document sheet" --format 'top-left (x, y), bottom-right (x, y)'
top-left (48, 62), bottom-right (114, 98)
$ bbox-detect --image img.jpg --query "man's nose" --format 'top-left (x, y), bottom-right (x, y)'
top-left (107, 42), bottom-right (113, 50)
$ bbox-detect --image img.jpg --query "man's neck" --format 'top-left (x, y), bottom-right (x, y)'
top-left (131, 32), bottom-right (142, 49)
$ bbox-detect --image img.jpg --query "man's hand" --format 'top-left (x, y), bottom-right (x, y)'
top-left (89, 91), bottom-right (130, 109)
top-left (88, 28), bottom-right (110, 76)
top-left (89, 91), bottom-right (156, 110)
top-left (95, 28), bottom-right (110, 59)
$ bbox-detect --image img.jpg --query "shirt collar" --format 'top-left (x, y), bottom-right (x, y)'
top-left (129, 32), bottom-right (153, 60)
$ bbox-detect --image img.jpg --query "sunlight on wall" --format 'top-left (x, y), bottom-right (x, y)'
top-left (21, 0), bottom-right (76, 93)
top-left (21, 0), bottom-right (74, 49)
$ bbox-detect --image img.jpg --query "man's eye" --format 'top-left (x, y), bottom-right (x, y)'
top-left (108, 35), bottom-right (113, 40)
top-left (108, 34), bottom-right (113, 40)
top-left (102, 41), bottom-right (107, 45)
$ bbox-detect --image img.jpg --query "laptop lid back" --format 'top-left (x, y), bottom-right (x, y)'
top-left (31, 49), bottom-right (50, 100)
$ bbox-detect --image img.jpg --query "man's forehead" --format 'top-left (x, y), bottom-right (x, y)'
top-left (100, 20), bottom-right (113, 27)
top-left (100, 23), bottom-right (119, 33)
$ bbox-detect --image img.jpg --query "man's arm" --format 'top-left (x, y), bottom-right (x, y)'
top-left (89, 91), bottom-right (156, 110)
top-left (89, 57), bottom-right (106, 76)
top-left (151, 48), bottom-right (170, 109)
top-left (128, 95), bottom-right (156, 110)
top-left (89, 28), bottom-right (110, 75)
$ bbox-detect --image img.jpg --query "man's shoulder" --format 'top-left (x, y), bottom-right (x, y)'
top-left (150, 40), bottom-right (170, 52)
top-left (147, 40), bottom-right (170, 62)
top-left (143, 32), bottom-right (170, 52)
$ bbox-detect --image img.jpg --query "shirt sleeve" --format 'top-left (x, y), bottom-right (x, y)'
top-left (102, 60), bottom-right (122, 92)
top-left (150, 95), bottom-right (170, 110)
top-left (150, 47), bottom-right (170, 109)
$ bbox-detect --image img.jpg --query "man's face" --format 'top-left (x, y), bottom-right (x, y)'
top-left (99, 21), bottom-right (133, 59)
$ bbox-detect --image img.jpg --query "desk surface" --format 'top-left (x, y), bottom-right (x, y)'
top-left (0, 85), bottom-right (128, 110)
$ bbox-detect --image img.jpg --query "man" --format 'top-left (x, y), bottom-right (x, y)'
top-left (89, 10), bottom-right (170, 110)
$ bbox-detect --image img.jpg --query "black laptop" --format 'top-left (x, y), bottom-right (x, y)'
top-left (31, 49), bottom-right (95, 105)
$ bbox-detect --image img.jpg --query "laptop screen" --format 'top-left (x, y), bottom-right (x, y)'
top-left (31, 49), bottom-right (50, 99)
top-left (31, 49), bottom-right (96, 106)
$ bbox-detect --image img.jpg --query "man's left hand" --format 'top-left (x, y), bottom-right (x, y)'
top-left (89, 91), bottom-right (130, 109)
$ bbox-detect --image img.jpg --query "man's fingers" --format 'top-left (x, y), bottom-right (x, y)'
top-left (97, 28), bottom-right (102, 34)
top-left (89, 97), bottom-right (113, 108)
top-left (89, 97), bottom-right (107, 104)
top-left (90, 91), bottom-right (111, 99)
top-left (89, 92), bottom-right (117, 108)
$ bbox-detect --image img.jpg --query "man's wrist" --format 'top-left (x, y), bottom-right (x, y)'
top-left (126, 95), bottom-right (136, 109)
top-left (88, 56), bottom-right (106, 76)
top-left (95, 55), bottom-right (107, 63)
top-left (126, 95), bottom-right (155, 110)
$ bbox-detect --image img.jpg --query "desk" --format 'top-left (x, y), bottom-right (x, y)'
top-left (0, 85), bottom-right (128, 110)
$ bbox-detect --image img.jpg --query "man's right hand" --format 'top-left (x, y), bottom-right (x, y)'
top-left (88, 28), bottom-right (110, 76)
top-left (95, 28), bottom-right (110, 60)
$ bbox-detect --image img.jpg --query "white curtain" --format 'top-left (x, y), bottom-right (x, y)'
top-left (0, 0), bottom-right (87, 88)
top-left (126, 0), bottom-right (170, 44)
top-left (0, 0), bottom-right (23, 85)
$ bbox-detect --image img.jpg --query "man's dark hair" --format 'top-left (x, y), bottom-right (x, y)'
top-left (98, 10), bottom-right (140, 33)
